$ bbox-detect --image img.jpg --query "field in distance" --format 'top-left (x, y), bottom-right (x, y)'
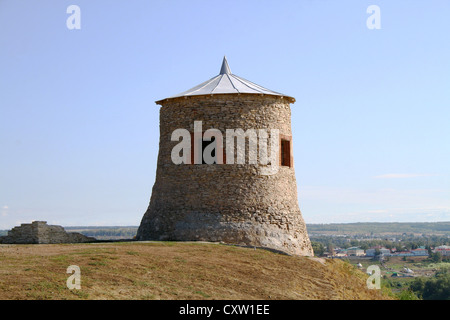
top-left (307, 221), bottom-right (450, 236)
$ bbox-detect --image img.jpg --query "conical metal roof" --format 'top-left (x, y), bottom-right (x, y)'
top-left (155, 57), bottom-right (295, 104)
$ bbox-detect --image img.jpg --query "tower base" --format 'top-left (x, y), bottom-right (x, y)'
top-left (137, 210), bottom-right (313, 256)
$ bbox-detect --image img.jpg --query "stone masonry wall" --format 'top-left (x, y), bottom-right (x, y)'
top-left (0, 221), bottom-right (95, 244)
top-left (137, 94), bottom-right (313, 256)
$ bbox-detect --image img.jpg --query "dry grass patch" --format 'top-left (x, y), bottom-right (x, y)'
top-left (0, 242), bottom-right (391, 300)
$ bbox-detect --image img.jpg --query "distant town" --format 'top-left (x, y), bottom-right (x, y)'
top-left (307, 222), bottom-right (450, 260)
top-left (306, 222), bottom-right (450, 299)
top-left (321, 244), bottom-right (450, 259)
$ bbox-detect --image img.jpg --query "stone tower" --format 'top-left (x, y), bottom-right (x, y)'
top-left (137, 57), bottom-right (313, 256)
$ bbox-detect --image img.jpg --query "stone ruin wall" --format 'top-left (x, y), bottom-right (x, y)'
top-left (137, 94), bottom-right (313, 256)
top-left (0, 221), bottom-right (95, 244)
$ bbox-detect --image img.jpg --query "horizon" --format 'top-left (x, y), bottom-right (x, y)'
top-left (1, 1), bottom-right (449, 229)
top-left (3, 220), bottom-right (450, 230)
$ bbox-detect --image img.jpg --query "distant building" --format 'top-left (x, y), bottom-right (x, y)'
top-left (395, 251), bottom-right (413, 257)
top-left (366, 247), bottom-right (391, 257)
top-left (335, 250), bottom-right (348, 257)
top-left (326, 248), bottom-right (348, 257)
top-left (411, 248), bottom-right (428, 256)
top-left (434, 245), bottom-right (450, 256)
top-left (347, 247), bottom-right (365, 256)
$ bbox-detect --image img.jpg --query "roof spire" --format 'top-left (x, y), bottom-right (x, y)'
top-left (219, 56), bottom-right (231, 75)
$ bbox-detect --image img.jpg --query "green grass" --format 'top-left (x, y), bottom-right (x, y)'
top-left (194, 290), bottom-right (211, 298)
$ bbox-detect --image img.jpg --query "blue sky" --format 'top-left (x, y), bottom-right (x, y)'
top-left (1, 0), bottom-right (449, 229)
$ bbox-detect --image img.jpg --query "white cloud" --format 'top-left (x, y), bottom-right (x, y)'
top-left (374, 173), bottom-right (436, 179)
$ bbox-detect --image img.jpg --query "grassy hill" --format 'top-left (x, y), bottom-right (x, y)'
top-left (0, 241), bottom-right (391, 300)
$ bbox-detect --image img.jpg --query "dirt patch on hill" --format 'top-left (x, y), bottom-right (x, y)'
top-left (0, 242), bottom-right (391, 300)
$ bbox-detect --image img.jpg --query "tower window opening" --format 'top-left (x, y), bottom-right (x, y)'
top-left (280, 138), bottom-right (291, 167)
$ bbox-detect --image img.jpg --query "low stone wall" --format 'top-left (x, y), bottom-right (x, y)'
top-left (0, 221), bottom-right (95, 244)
